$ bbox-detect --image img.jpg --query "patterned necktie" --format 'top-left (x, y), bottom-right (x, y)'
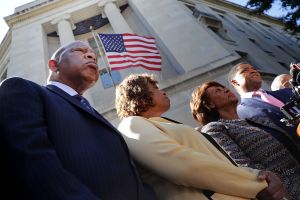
top-left (74, 94), bottom-right (95, 112)
top-left (252, 90), bottom-right (284, 108)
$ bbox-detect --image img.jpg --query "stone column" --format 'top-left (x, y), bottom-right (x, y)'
top-left (51, 14), bottom-right (76, 45)
top-left (98, 0), bottom-right (133, 33)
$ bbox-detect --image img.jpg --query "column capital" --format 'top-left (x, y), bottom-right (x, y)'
top-left (98, 0), bottom-right (119, 18)
top-left (98, 0), bottom-right (118, 8)
top-left (51, 13), bottom-right (76, 30)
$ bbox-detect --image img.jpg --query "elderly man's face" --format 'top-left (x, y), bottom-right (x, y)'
top-left (58, 41), bottom-right (99, 89)
top-left (280, 75), bottom-right (292, 89)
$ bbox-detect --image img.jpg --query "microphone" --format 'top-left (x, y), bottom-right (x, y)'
top-left (290, 63), bottom-right (300, 87)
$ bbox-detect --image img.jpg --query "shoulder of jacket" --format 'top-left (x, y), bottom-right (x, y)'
top-left (1, 77), bottom-right (41, 89)
top-left (202, 121), bottom-right (224, 132)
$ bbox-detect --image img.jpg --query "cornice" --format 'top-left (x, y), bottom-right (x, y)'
top-left (180, 0), bottom-right (284, 27)
top-left (4, 0), bottom-right (74, 28)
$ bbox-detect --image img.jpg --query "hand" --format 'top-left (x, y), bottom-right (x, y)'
top-left (256, 171), bottom-right (289, 200)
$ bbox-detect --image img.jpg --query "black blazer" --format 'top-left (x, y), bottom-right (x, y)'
top-left (0, 77), bottom-right (156, 200)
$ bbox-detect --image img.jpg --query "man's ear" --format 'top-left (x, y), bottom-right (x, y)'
top-left (230, 79), bottom-right (239, 86)
top-left (207, 103), bottom-right (215, 109)
top-left (195, 113), bottom-right (203, 122)
top-left (48, 60), bottom-right (58, 72)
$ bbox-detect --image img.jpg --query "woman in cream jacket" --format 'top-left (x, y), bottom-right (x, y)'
top-left (115, 74), bottom-right (287, 200)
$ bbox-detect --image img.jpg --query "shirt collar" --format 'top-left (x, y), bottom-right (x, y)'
top-left (241, 91), bottom-right (254, 98)
top-left (47, 81), bottom-right (78, 96)
top-left (241, 88), bottom-right (264, 98)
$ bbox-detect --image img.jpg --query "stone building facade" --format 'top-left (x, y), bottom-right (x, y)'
top-left (1, 0), bottom-right (300, 127)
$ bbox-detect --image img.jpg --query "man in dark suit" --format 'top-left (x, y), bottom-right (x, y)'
top-left (0, 41), bottom-right (156, 200)
top-left (228, 62), bottom-right (299, 148)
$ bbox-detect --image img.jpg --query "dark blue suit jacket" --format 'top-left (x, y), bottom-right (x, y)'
top-left (0, 77), bottom-right (156, 200)
top-left (238, 88), bottom-right (300, 145)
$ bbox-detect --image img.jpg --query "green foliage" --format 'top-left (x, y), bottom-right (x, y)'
top-left (246, 0), bottom-right (300, 34)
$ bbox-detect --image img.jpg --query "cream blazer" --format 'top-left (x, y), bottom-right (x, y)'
top-left (118, 116), bottom-right (268, 200)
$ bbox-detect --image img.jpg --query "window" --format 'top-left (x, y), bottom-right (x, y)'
top-left (207, 25), bottom-right (235, 42)
top-left (263, 50), bottom-right (275, 57)
top-left (222, 15), bottom-right (245, 33)
top-left (99, 68), bottom-right (122, 89)
top-left (235, 50), bottom-right (261, 69)
top-left (245, 21), bottom-right (273, 41)
top-left (276, 45), bottom-right (299, 60)
top-left (278, 62), bottom-right (289, 70)
top-left (236, 50), bottom-right (248, 58)
top-left (192, 8), bottom-right (235, 43)
top-left (248, 38), bottom-right (272, 55)
top-left (192, 6), bottom-right (221, 24)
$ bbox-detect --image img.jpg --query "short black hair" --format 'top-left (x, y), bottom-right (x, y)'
top-left (51, 46), bottom-right (67, 64)
top-left (228, 62), bottom-right (249, 84)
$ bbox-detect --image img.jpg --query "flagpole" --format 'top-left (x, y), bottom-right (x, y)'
top-left (90, 26), bottom-right (115, 87)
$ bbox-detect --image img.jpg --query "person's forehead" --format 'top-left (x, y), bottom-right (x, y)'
top-left (237, 64), bottom-right (253, 70)
top-left (236, 64), bottom-right (257, 74)
top-left (282, 75), bottom-right (291, 80)
top-left (67, 41), bottom-right (90, 49)
top-left (206, 86), bottom-right (217, 94)
top-left (280, 76), bottom-right (291, 84)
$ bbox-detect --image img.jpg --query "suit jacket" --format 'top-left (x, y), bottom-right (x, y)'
top-left (0, 77), bottom-right (156, 200)
top-left (118, 116), bottom-right (267, 200)
top-left (238, 88), bottom-right (299, 143)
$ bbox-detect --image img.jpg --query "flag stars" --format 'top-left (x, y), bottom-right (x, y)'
top-left (99, 34), bottom-right (126, 52)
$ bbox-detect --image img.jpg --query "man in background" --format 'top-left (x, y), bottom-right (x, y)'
top-left (271, 74), bottom-right (292, 91)
top-left (229, 62), bottom-right (299, 152)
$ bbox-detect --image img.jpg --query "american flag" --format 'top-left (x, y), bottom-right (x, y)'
top-left (98, 33), bottom-right (162, 71)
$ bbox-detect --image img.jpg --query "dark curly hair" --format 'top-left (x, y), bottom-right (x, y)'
top-left (190, 81), bottom-right (224, 125)
top-left (115, 74), bottom-right (158, 119)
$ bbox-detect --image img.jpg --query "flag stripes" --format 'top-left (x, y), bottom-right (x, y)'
top-left (99, 33), bottom-right (162, 71)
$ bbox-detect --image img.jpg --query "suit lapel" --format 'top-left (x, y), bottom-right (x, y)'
top-left (246, 117), bottom-right (286, 134)
top-left (267, 88), bottom-right (293, 103)
top-left (45, 85), bottom-right (117, 130)
top-left (241, 97), bottom-right (280, 113)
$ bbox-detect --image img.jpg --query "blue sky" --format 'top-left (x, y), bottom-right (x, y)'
top-left (0, 0), bottom-right (288, 44)
top-left (0, 0), bottom-right (33, 44)
top-left (227, 0), bottom-right (288, 17)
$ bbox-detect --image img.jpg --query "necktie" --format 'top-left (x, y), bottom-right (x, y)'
top-left (252, 90), bottom-right (284, 108)
top-left (74, 94), bottom-right (95, 112)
